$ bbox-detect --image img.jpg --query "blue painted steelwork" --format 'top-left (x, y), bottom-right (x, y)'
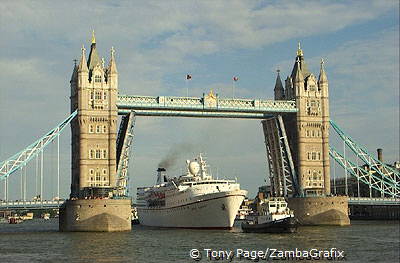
top-left (117, 94), bottom-right (297, 118)
top-left (330, 120), bottom-right (400, 186)
top-left (329, 120), bottom-right (400, 197)
top-left (329, 146), bottom-right (399, 197)
top-left (0, 111), bottom-right (77, 181)
top-left (116, 111), bottom-right (136, 197)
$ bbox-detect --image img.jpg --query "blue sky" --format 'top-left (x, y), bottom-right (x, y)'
top-left (0, 0), bottom-right (398, 200)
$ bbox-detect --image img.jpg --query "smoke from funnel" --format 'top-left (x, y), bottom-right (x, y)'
top-left (158, 143), bottom-right (194, 169)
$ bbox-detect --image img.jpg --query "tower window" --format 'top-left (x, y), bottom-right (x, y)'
top-left (90, 91), bottom-right (94, 100)
top-left (103, 91), bottom-right (107, 100)
top-left (89, 150), bottom-right (94, 159)
top-left (103, 125), bottom-right (107, 133)
top-left (102, 150), bottom-right (107, 159)
top-left (102, 169), bottom-right (107, 175)
top-left (94, 75), bottom-right (101, 83)
top-left (96, 125), bottom-right (101, 133)
top-left (95, 149), bottom-right (101, 159)
top-left (89, 124), bottom-right (94, 133)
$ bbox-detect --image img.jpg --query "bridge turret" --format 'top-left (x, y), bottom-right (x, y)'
top-left (285, 76), bottom-right (293, 100)
top-left (107, 47), bottom-right (118, 88)
top-left (318, 58), bottom-right (329, 97)
top-left (293, 58), bottom-right (304, 96)
top-left (274, 69), bottom-right (285, 100)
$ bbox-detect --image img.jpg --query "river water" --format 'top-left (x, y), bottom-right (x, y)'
top-left (0, 219), bottom-right (398, 263)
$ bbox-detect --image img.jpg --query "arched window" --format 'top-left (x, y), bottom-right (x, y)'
top-left (89, 125), bottom-right (94, 133)
top-left (102, 150), bottom-right (107, 159)
top-left (94, 75), bottom-right (101, 83)
top-left (89, 150), bottom-right (94, 159)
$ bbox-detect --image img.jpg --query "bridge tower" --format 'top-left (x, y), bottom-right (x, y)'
top-left (280, 44), bottom-right (331, 196)
top-left (60, 32), bottom-right (131, 232)
top-left (267, 44), bottom-right (349, 225)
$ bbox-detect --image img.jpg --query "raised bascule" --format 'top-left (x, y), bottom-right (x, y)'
top-left (1, 33), bottom-right (399, 230)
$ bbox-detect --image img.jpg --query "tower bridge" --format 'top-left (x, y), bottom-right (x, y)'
top-left (1, 33), bottom-right (399, 230)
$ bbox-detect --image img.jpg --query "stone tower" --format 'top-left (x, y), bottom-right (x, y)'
top-left (276, 43), bottom-right (330, 196)
top-left (61, 32), bottom-right (131, 232)
top-left (70, 31), bottom-right (118, 198)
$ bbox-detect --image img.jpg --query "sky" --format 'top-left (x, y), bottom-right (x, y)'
top-left (0, 0), bottom-right (398, 200)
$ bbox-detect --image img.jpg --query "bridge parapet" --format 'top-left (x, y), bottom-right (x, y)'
top-left (117, 94), bottom-right (297, 118)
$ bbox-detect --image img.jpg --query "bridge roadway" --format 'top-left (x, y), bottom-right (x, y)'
top-left (117, 94), bottom-right (297, 118)
top-left (0, 200), bottom-right (64, 210)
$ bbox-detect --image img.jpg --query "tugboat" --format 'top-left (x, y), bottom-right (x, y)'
top-left (241, 197), bottom-right (298, 233)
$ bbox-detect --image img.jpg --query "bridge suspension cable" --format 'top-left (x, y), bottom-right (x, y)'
top-left (329, 120), bottom-right (400, 198)
top-left (0, 110), bottom-right (77, 182)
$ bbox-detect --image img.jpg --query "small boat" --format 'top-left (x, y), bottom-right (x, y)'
top-left (8, 216), bottom-right (23, 224)
top-left (241, 197), bottom-right (298, 233)
top-left (131, 207), bottom-right (140, 225)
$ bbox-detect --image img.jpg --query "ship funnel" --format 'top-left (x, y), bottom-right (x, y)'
top-left (157, 168), bottom-right (166, 185)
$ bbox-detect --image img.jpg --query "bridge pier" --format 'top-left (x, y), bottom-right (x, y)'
top-left (288, 196), bottom-right (350, 225)
top-left (59, 199), bottom-right (131, 232)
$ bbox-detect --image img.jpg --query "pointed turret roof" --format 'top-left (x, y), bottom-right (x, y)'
top-left (274, 69), bottom-right (283, 91)
top-left (108, 46), bottom-right (118, 74)
top-left (294, 57), bottom-right (304, 82)
top-left (318, 58), bottom-right (328, 84)
top-left (70, 60), bottom-right (78, 82)
top-left (291, 42), bottom-right (310, 79)
top-left (87, 30), bottom-right (101, 72)
top-left (77, 45), bottom-right (88, 73)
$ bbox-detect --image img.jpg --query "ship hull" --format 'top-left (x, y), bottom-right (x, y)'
top-left (138, 190), bottom-right (246, 228)
top-left (241, 217), bottom-right (298, 233)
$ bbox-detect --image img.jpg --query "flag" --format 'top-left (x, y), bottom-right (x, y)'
top-left (233, 76), bottom-right (239, 81)
top-left (186, 74), bottom-right (192, 80)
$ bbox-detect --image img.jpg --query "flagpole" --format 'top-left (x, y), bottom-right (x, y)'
top-left (232, 79), bottom-right (235, 99)
top-left (186, 78), bottom-right (188, 97)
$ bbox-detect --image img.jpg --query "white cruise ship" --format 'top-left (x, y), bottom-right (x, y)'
top-left (137, 154), bottom-right (247, 229)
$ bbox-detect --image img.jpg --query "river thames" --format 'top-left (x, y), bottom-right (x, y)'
top-left (0, 219), bottom-right (398, 262)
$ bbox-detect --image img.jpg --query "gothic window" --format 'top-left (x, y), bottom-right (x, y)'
top-left (89, 169), bottom-right (94, 175)
top-left (89, 150), bottom-right (94, 159)
top-left (96, 125), bottom-right (101, 133)
top-left (89, 124), bottom-right (94, 133)
top-left (103, 125), bottom-right (107, 133)
top-left (102, 150), bottom-right (107, 159)
top-left (311, 152), bottom-right (316, 160)
top-left (94, 75), bottom-right (101, 83)
top-left (95, 91), bottom-right (101, 100)
top-left (96, 171), bottom-right (101, 181)
top-left (90, 91), bottom-right (94, 100)
top-left (103, 91), bottom-right (107, 100)
top-left (95, 149), bottom-right (101, 159)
